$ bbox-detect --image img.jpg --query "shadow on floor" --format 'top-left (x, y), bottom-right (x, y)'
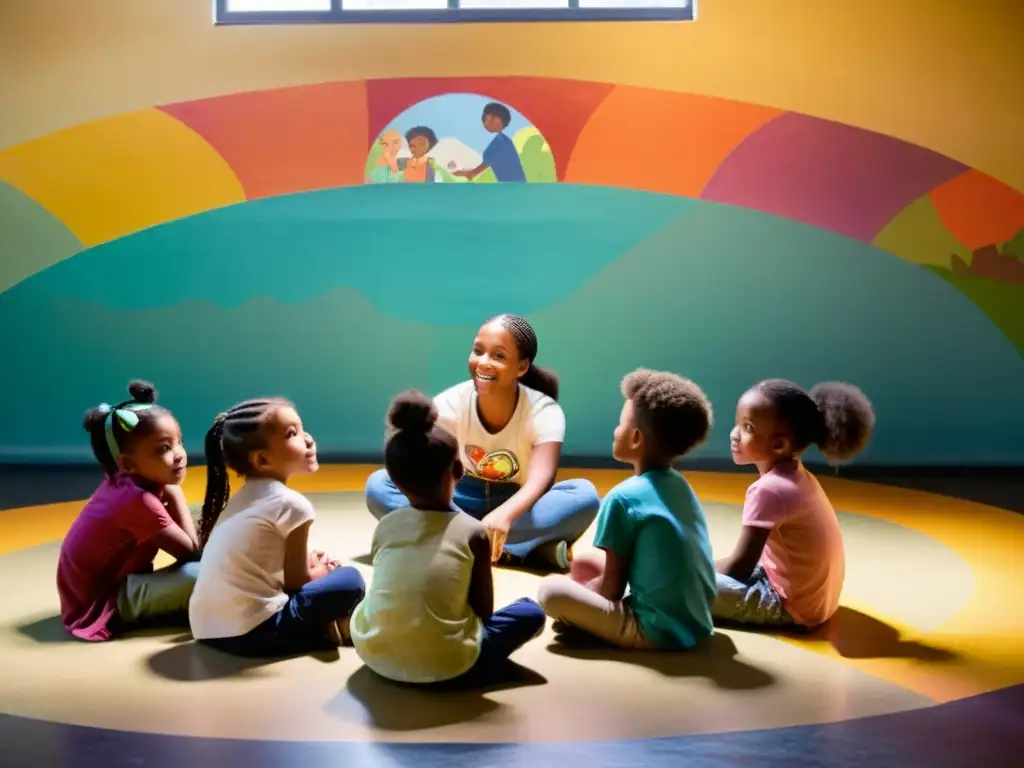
top-left (16, 614), bottom-right (195, 645)
top-left (331, 663), bottom-right (547, 731)
top-left (547, 630), bottom-right (776, 690)
top-left (146, 640), bottom-right (340, 681)
top-left (814, 607), bottom-right (959, 662)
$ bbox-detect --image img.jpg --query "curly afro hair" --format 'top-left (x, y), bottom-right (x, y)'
top-left (621, 368), bottom-right (713, 460)
top-left (755, 379), bottom-right (875, 465)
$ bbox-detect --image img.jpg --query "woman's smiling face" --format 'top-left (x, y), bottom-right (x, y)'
top-left (468, 321), bottom-right (527, 394)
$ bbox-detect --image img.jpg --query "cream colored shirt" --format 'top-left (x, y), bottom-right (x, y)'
top-left (351, 507), bottom-right (484, 683)
top-left (189, 478), bottom-right (315, 640)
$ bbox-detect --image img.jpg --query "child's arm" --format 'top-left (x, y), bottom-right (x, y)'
top-left (717, 483), bottom-right (782, 581)
top-left (716, 526), bottom-right (771, 582)
top-left (283, 521), bottom-right (316, 591)
top-left (466, 529), bottom-right (494, 620)
top-left (161, 485), bottom-right (199, 553)
top-left (591, 546), bottom-right (628, 602)
top-left (150, 526), bottom-right (200, 563)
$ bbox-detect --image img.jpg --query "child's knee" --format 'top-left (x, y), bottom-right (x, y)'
top-left (537, 575), bottom-right (574, 617)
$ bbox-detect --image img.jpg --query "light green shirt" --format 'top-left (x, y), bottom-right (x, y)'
top-left (351, 507), bottom-right (484, 683)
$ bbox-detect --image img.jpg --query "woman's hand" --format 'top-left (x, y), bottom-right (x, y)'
top-left (480, 510), bottom-right (512, 563)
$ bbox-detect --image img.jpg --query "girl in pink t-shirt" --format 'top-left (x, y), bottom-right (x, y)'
top-left (57, 380), bottom-right (201, 641)
top-left (713, 379), bottom-right (875, 629)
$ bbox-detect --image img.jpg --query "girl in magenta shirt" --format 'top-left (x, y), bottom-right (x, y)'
top-left (56, 380), bottom-right (200, 641)
top-left (713, 379), bottom-right (875, 628)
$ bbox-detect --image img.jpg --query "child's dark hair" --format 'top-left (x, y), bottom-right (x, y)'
top-left (384, 390), bottom-right (460, 502)
top-left (621, 368), bottom-right (712, 459)
top-left (489, 313), bottom-right (560, 401)
top-left (198, 397), bottom-right (292, 547)
top-left (755, 379), bottom-right (875, 464)
top-left (483, 102), bottom-right (511, 129)
top-left (82, 380), bottom-right (170, 476)
top-left (405, 126), bottom-right (438, 150)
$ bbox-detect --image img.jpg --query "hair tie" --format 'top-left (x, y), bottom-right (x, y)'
top-left (103, 402), bottom-right (155, 459)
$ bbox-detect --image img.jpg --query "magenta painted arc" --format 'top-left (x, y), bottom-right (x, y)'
top-left (700, 113), bottom-right (968, 242)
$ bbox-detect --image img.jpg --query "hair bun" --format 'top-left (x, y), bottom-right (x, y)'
top-left (127, 379), bottom-right (158, 404)
top-left (810, 382), bottom-right (875, 464)
top-left (387, 390), bottom-right (437, 433)
top-left (82, 406), bottom-right (109, 433)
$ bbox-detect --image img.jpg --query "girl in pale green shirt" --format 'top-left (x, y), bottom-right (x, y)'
top-left (351, 390), bottom-right (546, 685)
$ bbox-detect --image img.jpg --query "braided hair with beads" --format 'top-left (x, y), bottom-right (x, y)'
top-left (198, 396), bottom-right (293, 548)
top-left (489, 314), bottom-right (560, 401)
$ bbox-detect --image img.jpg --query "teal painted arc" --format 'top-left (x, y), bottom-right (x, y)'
top-left (4, 184), bottom-right (694, 321)
top-left (1, 186), bottom-right (1021, 465)
top-left (0, 180), bottom-right (83, 294)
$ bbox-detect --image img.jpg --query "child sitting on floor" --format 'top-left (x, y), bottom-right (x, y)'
top-left (188, 397), bottom-right (365, 657)
top-left (351, 390), bottom-right (546, 685)
top-left (57, 380), bottom-right (200, 641)
top-left (538, 369), bottom-right (716, 650)
top-left (714, 379), bottom-right (875, 629)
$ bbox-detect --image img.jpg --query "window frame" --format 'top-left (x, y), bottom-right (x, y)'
top-left (213, 0), bottom-right (696, 26)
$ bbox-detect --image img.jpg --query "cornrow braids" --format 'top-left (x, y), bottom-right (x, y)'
top-left (491, 313), bottom-right (560, 401)
top-left (197, 397), bottom-right (292, 548)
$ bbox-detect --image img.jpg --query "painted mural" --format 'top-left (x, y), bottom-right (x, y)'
top-left (0, 76), bottom-right (1022, 465)
top-left (365, 94), bottom-right (555, 184)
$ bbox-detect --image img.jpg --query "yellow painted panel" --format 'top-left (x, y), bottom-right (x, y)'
top-left (1, 0), bottom-right (1021, 191)
top-left (0, 108), bottom-right (245, 246)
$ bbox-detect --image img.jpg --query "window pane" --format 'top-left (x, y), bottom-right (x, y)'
top-left (227, 0), bottom-right (332, 10)
top-left (344, 0), bottom-right (448, 8)
top-left (579, 0), bottom-right (688, 8)
top-left (460, 0), bottom-right (570, 9)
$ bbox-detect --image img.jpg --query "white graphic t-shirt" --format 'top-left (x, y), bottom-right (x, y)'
top-left (433, 381), bottom-right (565, 486)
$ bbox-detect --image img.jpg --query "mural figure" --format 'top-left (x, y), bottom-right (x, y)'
top-left (453, 102), bottom-right (526, 183)
top-left (365, 129), bottom-right (403, 184)
top-left (364, 93), bottom-right (555, 186)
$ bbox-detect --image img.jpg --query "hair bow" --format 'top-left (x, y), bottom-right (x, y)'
top-left (100, 401), bottom-right (154, 458)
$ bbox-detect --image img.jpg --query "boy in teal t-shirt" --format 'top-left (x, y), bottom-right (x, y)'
top-left (538, 369), bottom-right (716, 649)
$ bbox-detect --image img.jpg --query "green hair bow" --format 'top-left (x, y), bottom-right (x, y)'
top-left (98, 402), bottom-right (155, 459)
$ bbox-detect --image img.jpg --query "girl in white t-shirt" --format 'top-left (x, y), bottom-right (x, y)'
top-left (366, 314), bottom-right (600, 572)
top-left (189, 397), bottom-right (365, 657)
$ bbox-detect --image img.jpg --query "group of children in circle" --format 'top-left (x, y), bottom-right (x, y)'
top-left (58, 313), bottom-right (875, 686)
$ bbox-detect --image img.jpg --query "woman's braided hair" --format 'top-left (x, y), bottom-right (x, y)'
top-left (490, 314), bottom-right (560, 401)
top-left (198, 397), bottom-right (292, 548)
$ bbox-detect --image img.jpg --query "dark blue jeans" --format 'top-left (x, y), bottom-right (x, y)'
top-left (202, 566), bottom-right (366, 658)
top-left (365, 469), bottom-right (600, 558)
top-left (437, 598), bottom-right (546, 687)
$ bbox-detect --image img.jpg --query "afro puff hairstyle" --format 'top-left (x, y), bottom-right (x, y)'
top-left (755, 379), bottom-right (875, 465)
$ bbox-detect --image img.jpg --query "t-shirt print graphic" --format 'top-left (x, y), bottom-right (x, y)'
top-left (465, 445), bottom-right (520, 482)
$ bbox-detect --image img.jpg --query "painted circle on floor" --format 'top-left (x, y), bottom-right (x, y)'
top-left (4, 477), bottom-right (1016, 745)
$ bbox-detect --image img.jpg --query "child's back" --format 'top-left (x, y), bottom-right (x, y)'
top-left (190, 477), bottom-right (315, 640)
top-left (351, 507), bottom-right (484, 684)
top-left (59, 475), bottom-right (173, 640)
top-left (597, 470), bottom-right (715, 648)
top-left (748, 461), bottom-right (845, 627)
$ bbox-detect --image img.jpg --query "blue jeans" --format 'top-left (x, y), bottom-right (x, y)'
top-left (202, 566), bottom-right (366, 657)
top-left (712, 565), bottom-right (793, 626)
top-left (437, 598), bottom-right (546, 687)
top-left (365, 469), bottom-right (600, 558)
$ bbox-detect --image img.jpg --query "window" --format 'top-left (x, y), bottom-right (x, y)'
top-left (215, 0), bottom-right (695, 24)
